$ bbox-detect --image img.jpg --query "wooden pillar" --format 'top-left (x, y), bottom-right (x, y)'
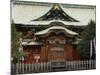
top-left (64, 44), bottom-right (68, 60)
top-left (45, 45), bottom-right (49, 62)
top-left (72, 45), bottom-right (79, 60)
top-left (64, 44), bottom-right (73, 60)
top-left (69, 44), bottom-right (73, 60)
top-left (40, 46), bottom-right (44, 62)
top-left (64, 44), bottom-right (70, 60)
top-left (40, 45), bottom-right (47, 63)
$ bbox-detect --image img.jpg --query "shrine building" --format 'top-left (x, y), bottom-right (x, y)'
top-left (12, 1), bottom-right (96, 64)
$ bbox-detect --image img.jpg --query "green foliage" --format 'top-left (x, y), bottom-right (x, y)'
top-left (11, 20), bottom-right (26, 64)
top-left (80, 20), bottom-right (95, 40)
top-left (77, 20), bottom-right (96, 60)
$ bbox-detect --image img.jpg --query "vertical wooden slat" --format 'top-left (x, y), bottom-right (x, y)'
top-left (12, 60), bottom-right (96, 74)
top-left (18, 63), bottom-right (20, 73)
top-left (16, 63), bottom-right (18, 74)
top-left (22, 63), bottom-right (24, 74)
top-left (76, 60), bottom-right (78, 70)
top-left (32, 63), bottom-right (34, 73)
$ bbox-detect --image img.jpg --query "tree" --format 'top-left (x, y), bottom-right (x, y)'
top-left (11, 20), bottom-right (26, 64)
top-left (77, 20), bottom-right (96, 60)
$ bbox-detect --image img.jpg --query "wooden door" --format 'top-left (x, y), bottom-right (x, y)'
top-left (48, 44), bottom-right (65, 62)
top-left (47, 35), bottom-right (66, 62)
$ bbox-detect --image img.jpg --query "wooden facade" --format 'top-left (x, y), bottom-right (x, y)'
top-left (11, 1), bottom-right (96, 74)
top-left (15, 3), bottom-right (81, 64)
top-left (22, 30), bottom-right (79, 63)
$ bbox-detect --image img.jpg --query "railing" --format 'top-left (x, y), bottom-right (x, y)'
top-left (11, 60), bottom-right (96, 74)
top-left (66, 60), bottom-right (95, 71)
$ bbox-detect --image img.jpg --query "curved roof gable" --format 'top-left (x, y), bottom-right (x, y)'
top-left (35, 26), bottom-right (78, 36)
top-left (32, 3), bottom-right (79, 22)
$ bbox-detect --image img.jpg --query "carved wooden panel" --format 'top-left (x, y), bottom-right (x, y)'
top-left (48, 44), bottom-right (65, 62)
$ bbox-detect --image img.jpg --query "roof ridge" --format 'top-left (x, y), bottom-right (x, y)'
top-left (32, 3), bottom-right (79, 22)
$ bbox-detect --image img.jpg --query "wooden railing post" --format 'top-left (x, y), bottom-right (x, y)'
top-left (12, 60), bottom-right (96, 74)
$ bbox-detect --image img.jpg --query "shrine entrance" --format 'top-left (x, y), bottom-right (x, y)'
top-left (45, 29), bottom-right (76, 68)
top-left (47, 32), bottom-right (66, 62)
top-left (48, 44), bottom-right (65, 62)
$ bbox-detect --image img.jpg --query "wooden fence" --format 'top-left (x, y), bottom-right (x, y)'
top-left (11, 60), bottom-right (96, 74)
